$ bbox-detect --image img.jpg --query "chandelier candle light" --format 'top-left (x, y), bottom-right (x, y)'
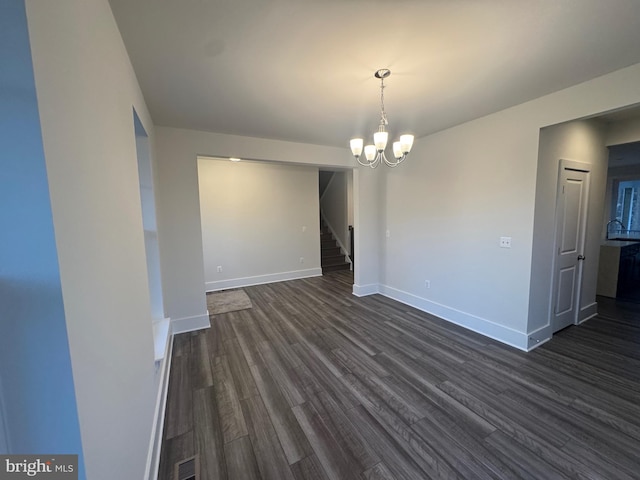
top-left (350, 69), bottom-right (414, 168)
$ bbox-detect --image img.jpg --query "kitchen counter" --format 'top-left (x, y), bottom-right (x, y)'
top-left (597, 241), bottom-right (640, 298)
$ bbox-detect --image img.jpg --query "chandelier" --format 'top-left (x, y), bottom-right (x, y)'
top-left (349, 69), bottom-right (414, 168)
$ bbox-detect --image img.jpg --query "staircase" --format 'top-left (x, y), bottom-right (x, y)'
top-left (320, 218), bottom-right (350, 273)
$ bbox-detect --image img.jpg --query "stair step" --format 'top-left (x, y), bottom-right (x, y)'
top-left (322, 254), bottom-right (347, 266)
top-left (322, 263), bottom-right (351, 273)
top-left (321, 240), bottom-right (337, 249)
top-left (321, 246), bottom-right (341, 256)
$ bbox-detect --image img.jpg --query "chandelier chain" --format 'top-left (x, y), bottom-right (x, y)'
top-left (379, 77), bottom-right (388, 127)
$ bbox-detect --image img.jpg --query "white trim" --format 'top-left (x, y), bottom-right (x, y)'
top-left (152, 318), bottom-right (171, 362)
top-left (205, 268), bottom-right (322, 292)
top-left (352, 283), bottom-right (380, 297)
top-left (0, 373), bottom-right (10, 453)
top-left (144, 329), bottom-right (174, 480)
top-left (578, 301), bottom-right (598, 324)
top-left (320, 208), bottom-right (352, 268)
top-left (549, 159), bottom-right (592, 333)
top-left (525, 324), bottom-right (553, 351)
top-left (171, 312), bottom-right (210, 334)
top-left (379, 284), bottom-right (530, 351)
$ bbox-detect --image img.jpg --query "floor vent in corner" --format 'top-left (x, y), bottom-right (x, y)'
top-left (174, 455), bottom-right (199, 480)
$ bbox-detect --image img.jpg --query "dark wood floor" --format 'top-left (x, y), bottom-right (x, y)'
top-left (158, 271), bottom-right (640, 480)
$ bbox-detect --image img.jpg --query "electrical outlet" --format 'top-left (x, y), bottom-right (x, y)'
top-left (499, 236), bottom-right (512, 248)
top-left (386, 229), bottom-right (391, 238)
top-left (302, 225), bottom-right (307, 232)
top-left (299, 257), bottom-right (304, 263)
top-left (425, 280), bottom-right (430, 289)
top-left (217, 265), bottom-right (222, 272)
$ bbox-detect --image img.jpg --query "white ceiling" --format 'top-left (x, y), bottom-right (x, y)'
top-left (109, 0), bottom-right (640, 148)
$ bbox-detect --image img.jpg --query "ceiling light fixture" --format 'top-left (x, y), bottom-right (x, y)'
top-left (349, 69), bottom-right (414, 168)
top-left (229, 157), bottom-right (241, 162)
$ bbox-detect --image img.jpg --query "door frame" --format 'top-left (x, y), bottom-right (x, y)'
top-left (549, 159), bottom-right (592, 332)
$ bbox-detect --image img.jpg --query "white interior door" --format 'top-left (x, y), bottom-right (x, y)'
top-left (551, 163), bottom-right (590, 333)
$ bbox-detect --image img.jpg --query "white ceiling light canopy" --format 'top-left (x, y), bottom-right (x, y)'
top-left (350, 69), bottom-right (414, 168)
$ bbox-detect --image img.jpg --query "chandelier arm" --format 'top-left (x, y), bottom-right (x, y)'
top-left (392, 154), bottom-right (406, 167)
top-left (355, 156), bottom-right (370, 167)
top-left (383, 153), bottom-right (399, 167)
top-left (384, 152), bottom-right (410, 167)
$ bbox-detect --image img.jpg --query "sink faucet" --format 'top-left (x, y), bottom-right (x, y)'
top-left (606, 219), bottom-right (625, 239)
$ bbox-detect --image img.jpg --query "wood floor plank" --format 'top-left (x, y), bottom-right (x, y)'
top-left (355, 374), bottom-right (427, 426)
top-left (205, 316), bottom-right (226, 359)
top-left (257, 340), bottom-right (307, 407)
top-left (229, 309), bottom-right (267, 367)
top-left (193, 386), bottom-right (227, 480)
top-left (163, 353), bottom-right (193, 439)
top-left (437, 380), bottom-right (569, 449)
top-left (483, 431), bottom-right (570, 480)
top-left (190, 331), bottom-right (213, 389)
top-left (292, 400), bottom-right (367, 480)
top-left (224, 435), bottom-right (261, 480)
top-left (290, 455), bottom-right (330, 480)
top-left (291, 342), bottom-right (359, 411)
top-left (224, 337), bottom-right (260, 400)
top-left (250, 359), bottom-right (313, 464)
top-left (217, 310), bottom-right (238, 342)
top-left (241, 394), bottom-right (296, 480)
top-left (212, 355), bottom-right (248, 444)
top-left (412, 408), bottom-right (516, 480)
top-left (340, 373), bottom-right (459, 480)
top-left (501, 387), bottom-right (640, 471)
top-left (375, 354), bottom-right (496, 439)
top-left (363, 462), bottom-right (396, 480)
top-left (158, 431), bottom-right (194, 480)
top-left (309, 392), bottom-right (380, 471)
top-left (345, 405), bottom-right (431, 480)
top-left (172, 332), bottom-right (192, 358)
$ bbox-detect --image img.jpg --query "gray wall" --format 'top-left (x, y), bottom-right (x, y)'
top-left (26, 0), bottom-right (159, 477)
top-left (0, 1), bottom-right (83, 470)
top-left (198, 158), bottom-right (321, 290)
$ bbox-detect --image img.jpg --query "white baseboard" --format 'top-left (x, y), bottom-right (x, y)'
top-left (144, 329), bottom-right (174, 480)
top-left (578, 301), bottom-right (598, 324)
top-left (205, 268), bottom-right (322, 292)
top-left (379, 284), bottom-right (530, 351)
top-left (171, 312), bottom-right (210, 334)
top-left (352, 283), bottom-right (380, 297)
top-left (525, 324), bottom-right (553, 351)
